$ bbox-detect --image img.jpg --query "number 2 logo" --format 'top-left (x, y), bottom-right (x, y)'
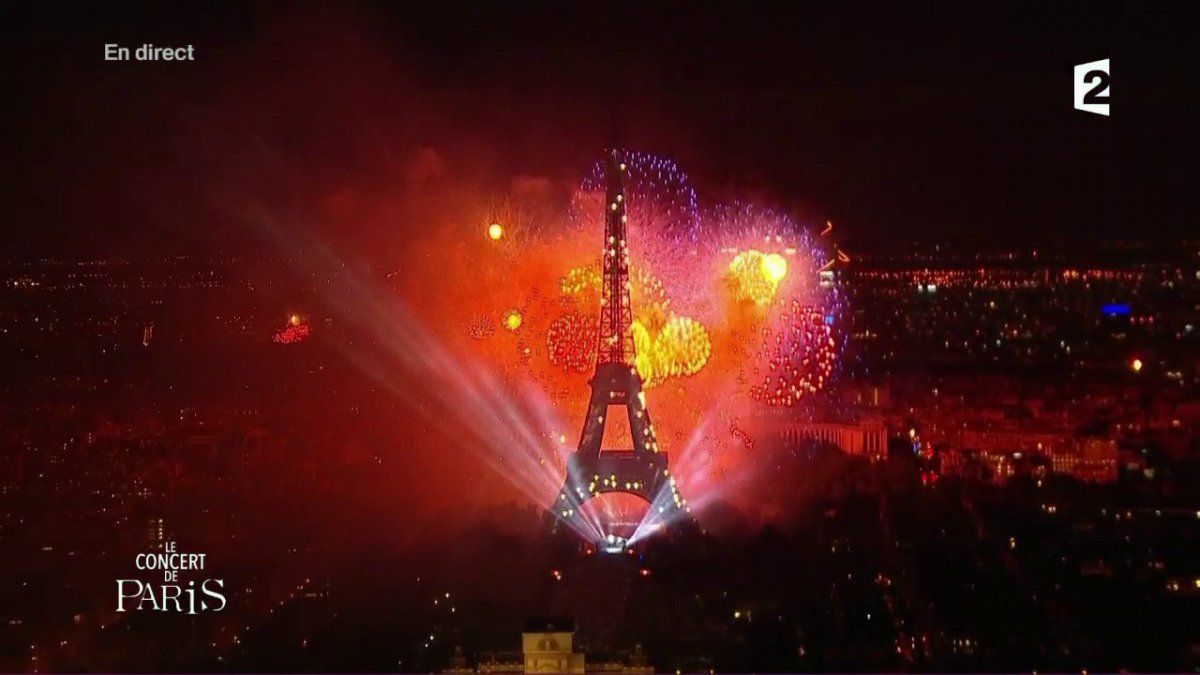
top-left (1074, 59), bottom-right (1110, 116)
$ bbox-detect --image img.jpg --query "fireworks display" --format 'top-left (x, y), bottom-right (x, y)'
top-left (401, 149), bottom-right (846, 538)
top-left (727, 249), bottom-right (789, 306)
top-left (273, 314), bottom-right (311, 344)
top-left (467, 314), bottom-right (495, 339)
top-left (502, 309), bottom-right (523, 331)
top-left (546, 312), bottom-right (597, 373)
top-left (633, 315), bottom-right (712, 387)
top-left (572, 151), bottom-right (700, 245)
top-left (748, 300), bottom-right (837, 407)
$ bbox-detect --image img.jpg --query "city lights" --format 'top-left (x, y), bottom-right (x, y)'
top-left (6, 4), bottom-right (1197, 672)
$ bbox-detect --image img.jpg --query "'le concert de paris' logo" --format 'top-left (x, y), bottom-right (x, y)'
top-left (116, 541), bottom-right (227, 614)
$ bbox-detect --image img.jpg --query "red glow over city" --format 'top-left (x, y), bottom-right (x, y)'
top-left (3, 3), bottom-right (1197, 672)
top-left (384, 152), bottom-right (845, 536)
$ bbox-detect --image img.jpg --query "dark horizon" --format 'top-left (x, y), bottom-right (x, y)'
top-left (3, 2), bottom-right (1198, 261)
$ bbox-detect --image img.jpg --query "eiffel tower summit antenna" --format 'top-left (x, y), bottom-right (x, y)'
top-left (552, 149), bottom-right (688, 550)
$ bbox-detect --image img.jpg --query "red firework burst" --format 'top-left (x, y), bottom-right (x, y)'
top-left (547, 312), bottom-right (598, 373)
top-left (749, 300), bottom-right (836, 406)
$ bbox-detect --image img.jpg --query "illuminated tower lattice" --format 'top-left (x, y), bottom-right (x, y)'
top-left (554, 150), bottom-right (686, 544)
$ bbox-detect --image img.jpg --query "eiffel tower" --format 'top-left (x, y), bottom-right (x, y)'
top-left (554, 149), bottom-right (685, 547)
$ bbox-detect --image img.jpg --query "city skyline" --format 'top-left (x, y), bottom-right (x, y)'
top-left (2, 2), bottom-right (1199, 673)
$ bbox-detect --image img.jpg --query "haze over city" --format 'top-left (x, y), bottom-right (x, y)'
top-left (1, 2), bottom-right (1198, 673)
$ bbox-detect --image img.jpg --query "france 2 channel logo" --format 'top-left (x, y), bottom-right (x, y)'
top-left (1074, 59), bottom-right (1110, 116)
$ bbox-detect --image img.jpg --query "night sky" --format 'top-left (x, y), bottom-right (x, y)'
top-left (3, 2), bottom-right (1197, 259)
